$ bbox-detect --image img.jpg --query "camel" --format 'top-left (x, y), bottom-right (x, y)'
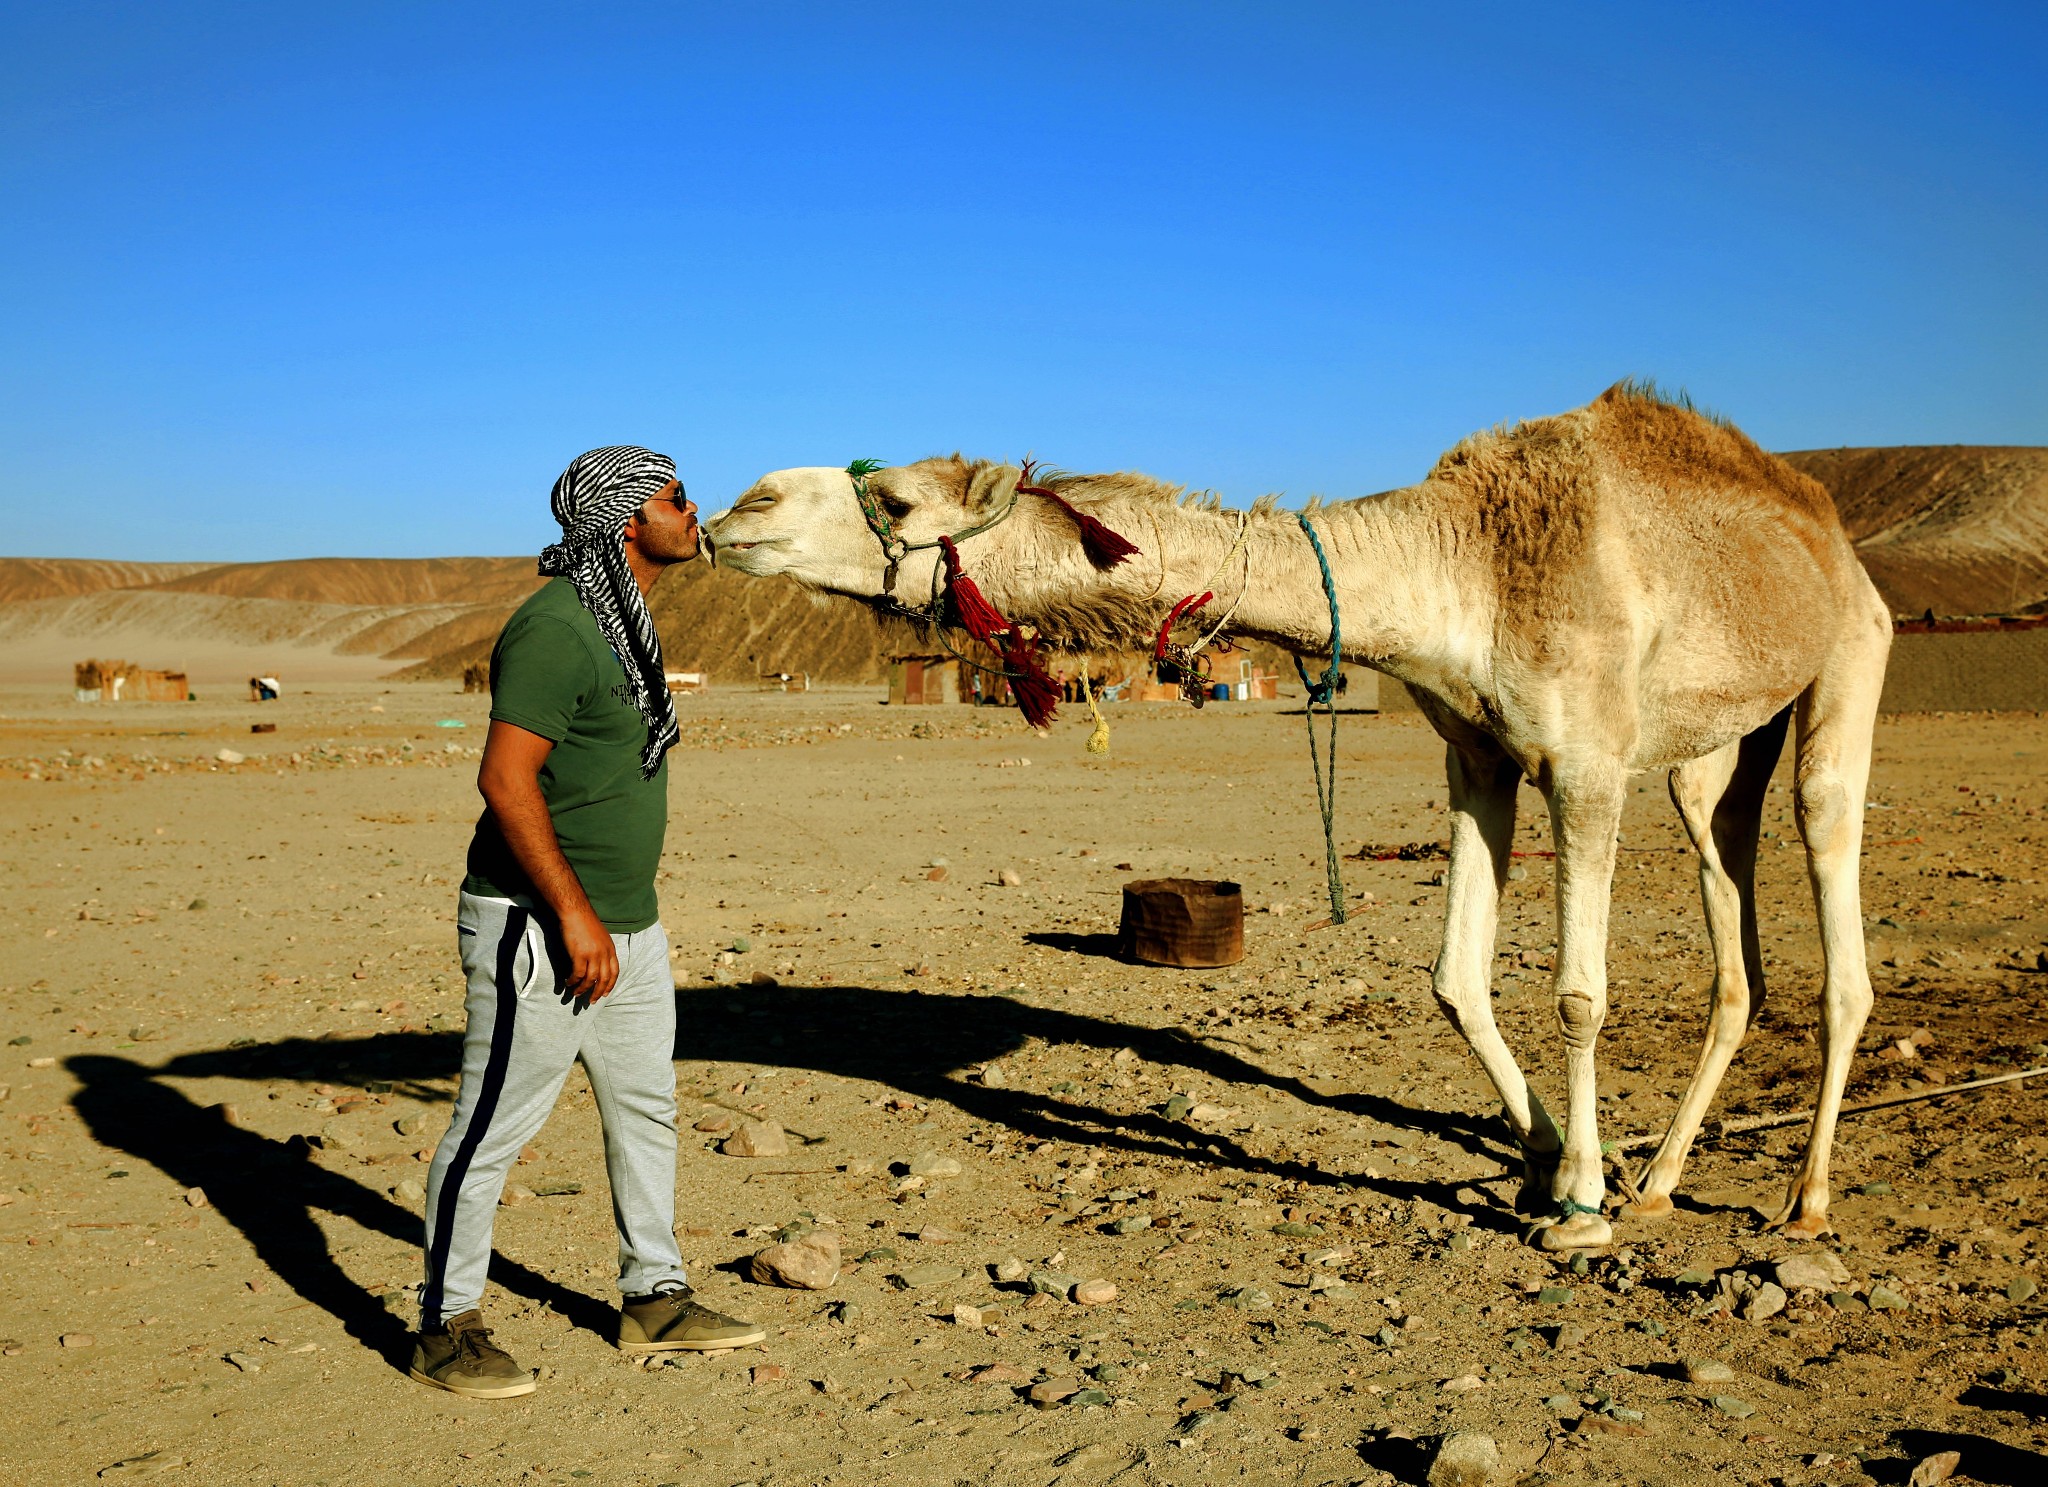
top-left (706, 382), bottom-right (1892, 1249)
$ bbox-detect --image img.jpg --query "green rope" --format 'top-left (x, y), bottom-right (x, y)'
top-left (1556, 1196), bottom-right (1603, 1219)
top-left (1290, 512), bottom-right (1346, 926)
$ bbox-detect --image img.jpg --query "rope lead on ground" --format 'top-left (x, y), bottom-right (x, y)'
top-left (1291, 511), bottom-right (1347, 926)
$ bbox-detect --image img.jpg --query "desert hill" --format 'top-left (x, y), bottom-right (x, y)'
top-left (3, 443), bottom-right (2043, 688)
top-left (1780, 446), bottom-right (2048, 617)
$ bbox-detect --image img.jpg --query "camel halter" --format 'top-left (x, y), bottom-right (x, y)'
top-left (846, 458), bottom-right (1139, 730)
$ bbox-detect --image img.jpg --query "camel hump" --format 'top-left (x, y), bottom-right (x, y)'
top-left (1427, 381), bottom-right (1841, 533)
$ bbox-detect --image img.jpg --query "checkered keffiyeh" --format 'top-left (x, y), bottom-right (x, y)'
top-left (538, 445), bottom-right (680, 778)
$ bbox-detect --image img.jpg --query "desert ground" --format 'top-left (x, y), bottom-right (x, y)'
top-left (3, 680), bottom-right (2046, 1487)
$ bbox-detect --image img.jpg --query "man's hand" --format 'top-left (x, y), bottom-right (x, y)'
top-left (478, 719), bottom-right (618, 1000)
top-left (556, 902), bottom-right (621, 1002)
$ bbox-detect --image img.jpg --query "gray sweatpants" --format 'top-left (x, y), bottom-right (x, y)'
top-left (418, 891), bottom-right (686, 1327)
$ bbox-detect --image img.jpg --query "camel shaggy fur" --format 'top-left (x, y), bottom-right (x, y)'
top-left (707, 383), bottom-right (1892, 1248)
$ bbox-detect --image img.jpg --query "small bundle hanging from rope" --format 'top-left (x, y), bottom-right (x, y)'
top-left (1079, 660), bottom-right (1111, 756)
top-left (1292, 511), bottom-right (1348, 927)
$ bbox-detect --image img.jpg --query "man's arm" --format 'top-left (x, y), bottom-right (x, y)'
top-left (476, 718), bottom-right (620, 1000)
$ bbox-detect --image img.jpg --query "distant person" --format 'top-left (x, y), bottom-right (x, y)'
top-left (412, 446), bottom-right (762, 1399)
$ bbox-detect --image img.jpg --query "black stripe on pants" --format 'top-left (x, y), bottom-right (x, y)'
top-left (420, 906), bottom-right (526, 1329)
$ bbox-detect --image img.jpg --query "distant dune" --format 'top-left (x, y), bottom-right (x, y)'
top-left (3, 444), bottom-right (2042, 688)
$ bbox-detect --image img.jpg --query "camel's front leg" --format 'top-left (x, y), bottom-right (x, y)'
top-left (1533, 764), bottom-right (1626, 1251)
top-left (1430, 745), bottom-right (1561, 1213)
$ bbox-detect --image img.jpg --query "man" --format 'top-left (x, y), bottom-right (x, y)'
top-left (411, 446), bottom-right (764, 1399)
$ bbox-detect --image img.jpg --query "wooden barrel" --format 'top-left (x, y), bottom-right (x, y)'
top-left (1119, 878), bottom-right (1245, 967)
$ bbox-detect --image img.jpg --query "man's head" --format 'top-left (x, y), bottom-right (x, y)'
top-left (623, 477), bottom-right (701, 571)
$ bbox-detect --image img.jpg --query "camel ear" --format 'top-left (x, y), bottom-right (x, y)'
top-left (964, 463), bottom-right (1022, 516)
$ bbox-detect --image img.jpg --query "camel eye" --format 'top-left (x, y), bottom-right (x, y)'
top-left (881, 495), bottom-right (914, 521)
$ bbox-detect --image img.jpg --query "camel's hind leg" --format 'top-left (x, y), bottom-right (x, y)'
top-left (1430, 743), bottom-right (1562, 1213)
top-left (1623, 709), bottom-right (1789, 1220)
top-left (1773, 609), bottom-right (1890, 1238)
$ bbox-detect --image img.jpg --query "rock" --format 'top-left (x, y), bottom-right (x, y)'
top-left (977, 1062), bottom-right (1007, 1087)
top-left (896, 1263), bottom-right (965, 1289)
top-left (750, 1364), bottom-right (785, 1384)
top-left (499, 1184), bottom-right (536, 1207)
top-left (394, 1177), bottom-right (426, 1204)
top-left (1908, 1449), bottom-right (1962, 1486)
top-left (917, 1224), bottom-right (963, 1244)
top-left (1070, 1387), bottom-right (1110, 1407)
top-left (1537, 1286), bottom-right (1572, 1306)
top-left (750, 1231), bottom-right (841, 1290)
top-left (857, 1246), bottom-right (897, 1264)
top-left (907, 1151), bottom-right (962, 1178)
top-left (183, 1187), bottom-right (208, 1208)
top-left (317, 1123), bottom-right (354, 1151)
top-left (60, 1333), bottom-right (94, 1348)
top-left (1577, 1413), bottom-right (1648, 1438)
top-left (1073, 1279), bottom-right (1118, 1306)
top-left (214, 749), bottom-right (245, 765)
top-left (1028, 1377), bottom-right (1080, 1408)
top-left (1218, 1285), bottom-right (1274, 1310)
top-left (1828, 1290), bottom-right (1867, 1314)
top-left (1552, 1322), bottom-right (1587, 1350)
top-left (969, 1362), bottom-right (1030, 1384)
top-left (1854, 1181), bottom-right (1893, 1197)
top-left (224, 1351), bottom-right (262, 1372)
top-left (1271, 1221), bottom-right (1323, 1238)
top-left (1708, 1395), bottom-right (1756, 1418)
top-left (1427, 1430), bottom-right (1502, 1487)
top-left (2007, 1275), bottom-right (2039, 1303)
top-left (394, 1112), bottom-right (431, 1138)
top-left (1029, 1270), bottom-right (1083, 1297)
top-left (997, 868), bottom-right (1023, 887)
top-left (1742, 1282), bottom-right (1788, 1322)
top-left (722, 1121), bottom-right (790, 1158)
top-left (1162, 1094), bottom-right (1194, 1120)
top-left (1109, 1215), bottom-right (1152, 1235)
top-left (925, 867), bottom-right (948, 882)
top-left (952, 1304), bottom-right (984, 1327)
top-left (1681, 1356), bottom-right (1736, 1385)
top-left (692, 1113), bottom-right (733, 1133)
top-left (993, 1257), bottom-right (1029, 1283)
top-left (1868, 1285), bottom-right (1909, 1311)
top-left (1774, 1253), bottom-right (1851, 1292)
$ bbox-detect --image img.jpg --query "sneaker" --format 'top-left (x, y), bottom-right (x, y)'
top-left (409, 1309), bottom-right (537, 1398)
top-left (617, 1286), bottom-right (767, 1354)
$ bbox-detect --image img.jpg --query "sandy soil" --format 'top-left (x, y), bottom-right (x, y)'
top-left (3, 681), bottom-right (2046, 1486)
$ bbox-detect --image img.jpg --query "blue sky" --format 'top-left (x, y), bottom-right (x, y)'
top-left (2, 2), bottom-right (2043, 561)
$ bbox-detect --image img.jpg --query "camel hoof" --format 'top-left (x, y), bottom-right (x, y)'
top-left (1533, 1212), bottom-right (1612, 1251)
top-left (1618, 1193), bottom-right (1674, 1222)
top-left (1775, 1212), bottom-right (1832, 1241)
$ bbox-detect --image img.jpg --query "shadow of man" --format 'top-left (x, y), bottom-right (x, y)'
top-left (68, 1041), bottom-right (616, 1365)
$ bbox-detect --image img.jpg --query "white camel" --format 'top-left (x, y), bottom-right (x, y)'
top-left (707, 383), bottom-right (1892, 1249)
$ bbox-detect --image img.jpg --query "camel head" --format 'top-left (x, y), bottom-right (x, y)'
top-left (707, 456), bottom-right (1025, 606)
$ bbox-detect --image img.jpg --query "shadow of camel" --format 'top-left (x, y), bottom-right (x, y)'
top-left (674, 982), bottom-right (1526, 1226)
top-left (67, 980), bottom-right (1530, 1352)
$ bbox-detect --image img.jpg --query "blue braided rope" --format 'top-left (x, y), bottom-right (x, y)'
top-left (1292, 512), bottom-right (1346, 926)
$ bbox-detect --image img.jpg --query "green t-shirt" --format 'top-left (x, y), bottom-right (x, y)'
top-left (462, 578), bottom-right (668, 932)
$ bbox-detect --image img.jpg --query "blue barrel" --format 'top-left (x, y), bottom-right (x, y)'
top-left (1211, 682), bottom-right (1232, 701)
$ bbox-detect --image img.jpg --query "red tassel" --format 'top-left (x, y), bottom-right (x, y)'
top-left (1023, 486), bottom-right (1139, 569)
top-left (938, 536), bottom-right (1009, 644)
top-left (1154, 592), bottom-right (1212, 660)
top-left (1000, 632), bottom-right (1062, 729)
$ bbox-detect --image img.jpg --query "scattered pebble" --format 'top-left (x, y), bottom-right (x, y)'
top-left (59, 1334), bottom-right (94, 1349)
top-left (996, 869), bottom-right (1022, 887)
top-left (1427, 1430), bottom-right (1500, 1487)
top-left (722, 1120), bottom-right (790, 1159)
top-left (906, 1151), bottom-right (961, 1178)
top-left (2007, 1276), bottom-right (2039, 1303)
top-left (1742, 1281), bottom-right (1788, 1323)
top-left (749, 1231), bottom-right (841, 1290)
top-left (1868, 1285), bottom-right (1909, 1311)
top-left (1773, 1253), bottom-right (1851, 1292)
top-left (1709, 1395), bottom-right (1757, 1418)
top-left (1909, 1449), bottom-right (1962, 1486)
top-left (993, 1257), bottom-right (1028, 1282)
top-left (224, 1351), bottom-right (262, 1372)
top-left (1682, 1357), bottom-right (1736, 1385)
top-left (1072, 1279), bottom-right (1117, 1306)
top-left (183, 1187), bottom-right (208, 1208)
top-left (896, 1263), bottom-right (965, 1289)
top-left (394, 1178), bottom-right (426, 1204)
